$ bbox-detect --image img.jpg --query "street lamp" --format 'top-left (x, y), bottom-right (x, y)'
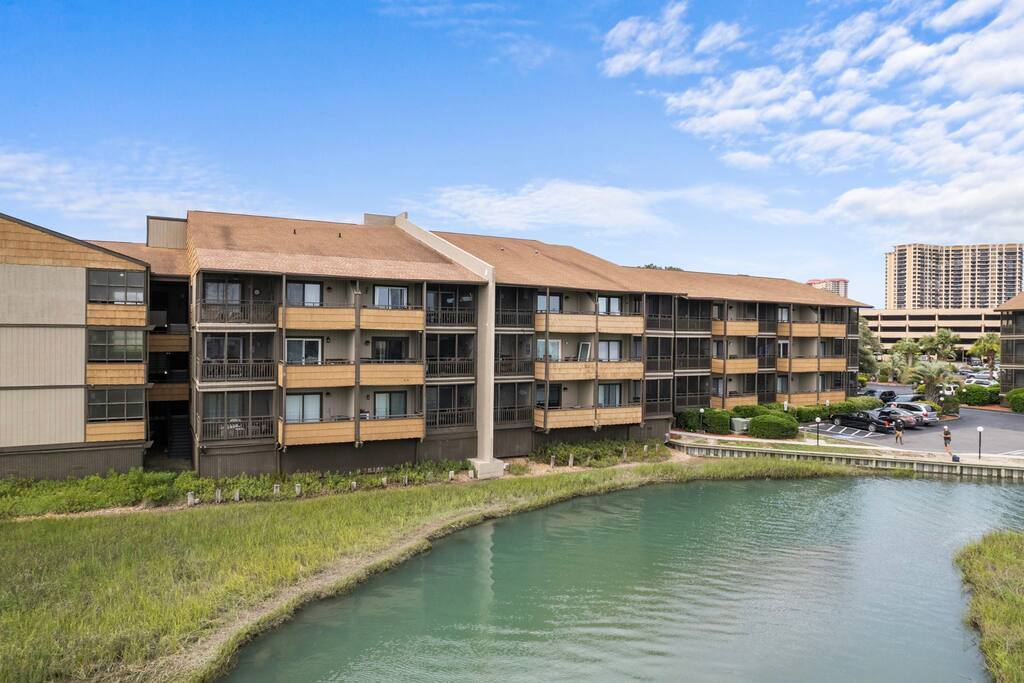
top-left (699, 407), bottom-right (705, 433)
top-left (815, 416), bottom-right (822, 445)
top-left (825, 399), bottom-right (831, 418)
top-left (978, 425), bottom-right (984, 460)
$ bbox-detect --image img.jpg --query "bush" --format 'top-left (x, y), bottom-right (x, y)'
top-left (675, 409), bottom-right (701, 431)
top-left (704, 409), bottom-right (733, 434)
top-left (939, 395), bottom-right (960, 415)
top-left (530, 439), bottom-right (668, 467)
top-left (747, 413), bottom-right (799, 439)
top-left (960, 383), bottom-right (996, 406)
top-left (857, 373), bottom-right (868, 387)
top-left (731, 404), bottom-right (771, 419)
top-left (1007, 388), bottom-right (1024, 413)
top-left (988, 384), bottom-right (1002, 404)
top-left (846, 396), bottom-right (883, 411)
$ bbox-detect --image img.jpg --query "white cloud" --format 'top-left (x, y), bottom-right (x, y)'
top-left (720, 150), bottom-right (774, 169)
top-left (695, 22), bottom-right (744, 54)
top-left (850, 104), bottom-right (914, 130)
top-left (929, 0), bottom-right (1005, 31)
top-left (601, 2), bottom-right (718, 77)
top-left (0, 142), bottom-right (264, 233)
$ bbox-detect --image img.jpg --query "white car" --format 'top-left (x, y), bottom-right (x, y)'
top-left (940, 383), bottom-right (959, 396)
top-left (965, 377), bottom-right (999, 387)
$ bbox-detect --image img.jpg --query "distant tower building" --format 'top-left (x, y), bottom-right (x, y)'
top-left (884, 243), bottom-right (1023, 309)
top-left (806, 278), bottom-right (849, 298)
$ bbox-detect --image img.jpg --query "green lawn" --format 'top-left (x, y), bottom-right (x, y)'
top-left (1, 458), bottom-right (859, 683)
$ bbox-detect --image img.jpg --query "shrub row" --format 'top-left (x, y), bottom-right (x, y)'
top-left (1007, 388), bottom-right (1024, 413)
top-left (959, 383), bottom-right (1001, 406)
top-left (747, 413), bottom-right (799, 439)
top-left (674, 396), bottom-right (883, 439)
top-left (529, 439), bottom-right (670, 467)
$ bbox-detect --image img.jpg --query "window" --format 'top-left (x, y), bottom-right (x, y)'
top-left (495, 382), bottom-right (532, 408)
top-left (577, 341), bottom-right (592, 361)
top-left (88, 270), bottom-right (144, 304)
top-left (536, 338), bottom-right (562, 360)
top-left (203, 279), bottom-right (242, 304)
top-left (88, 388), bottom-right (144, 422)
top-left (598, 383), bottom-right (621, 407)
top-left (373, 391), bottom-right (407, 417)
top-left (203, 391), bottom-right (273, 419)
top-left (598, 340), bottom-right (621, 361)
top-left (711, 377), bottom-right (724, 396)
top-left (88, 330), bottom-right (144, 362)
top-left (598, 296), bottom-right (621, 315)
top-left (373, 286), bottom-right (407, 308)
top-left (426, 385), bottom-right (474, 410)
top-left (371, 337), bottom-right (407, 361)
top-left (777, 340), bottom-right (790, 358)
top-left (536, 382), bottom-right (562, 408)
top-left (537, 293), bottom-right (562, 313)
top-left (286, 282), bottom-right (322, 307)
top-left (776, 375), bottom-right (789, 393)
top-left (286, 338), bottom-right (322, 364)
top-left (286, 394), bottom-right (322, 423)
top-left (777, 307), bottom-right (791, 322)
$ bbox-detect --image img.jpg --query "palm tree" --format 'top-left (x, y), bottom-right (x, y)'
top-left (891, 338), bottom-right (921, 370)
top-left (933, 328), bottom-right (961, 361)
top-left (909, 361), bottom-right (954, 402)
top-left (969, 333), bottom-right (1001, 379)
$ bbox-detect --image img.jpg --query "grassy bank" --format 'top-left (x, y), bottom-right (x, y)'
top-left (957, 530), bottom-right (1024, 683)
top-left (0, 458), bottom-right (861, 683)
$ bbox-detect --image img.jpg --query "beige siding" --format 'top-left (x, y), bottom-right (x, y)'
top-left (146, 217), bottom-right (187, 249)
top-left (0, 263), bottom-right (85, 325)
top-left (0, 328), bottom-right (85, 386)
top-left (0, 387), bottom-right (84, 447)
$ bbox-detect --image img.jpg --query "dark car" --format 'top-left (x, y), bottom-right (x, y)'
top-left (877, 390), bottom-right (897, 403)
top-left (831, 410), bottom-right (897, 433)
top-left (858, 388), bottom-right (878, 397)
top-left (877, 407), bottom-right (918, 428)
top-left (893, 393), bottom-right (926, 403)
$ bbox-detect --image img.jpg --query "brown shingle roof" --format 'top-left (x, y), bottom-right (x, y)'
top-left (997, 292), bottom-right (1024, 311)
top-left (186, 211), bottom-right (486, 283)
top-left (89, 241), bottom-right (189, 277)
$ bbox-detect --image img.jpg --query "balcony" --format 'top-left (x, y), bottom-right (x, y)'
top-left (426, 407), bottom-right (475, 429)
top-left (495, 405), bottom-right (532, 424)
top-left (675, 355), bottom-right (711, 371)
top-left (426, 308), bottom-right (476, 327)
top-left (495, 358), bottom-right (533, 376)
top-left (198, 360), bottom-right (276, 383)
top-left (360, 360), bottom-right (425, 386)
top-left (360, 306), bottom-right (425, 331)
top-left (780, 391), bottom-right (819, 407)
top-left (426, 358), bottom-right (475, 377)
top-left (597, 313), bottom-right (644, 335)
top-left (712, 393), bottom-right (758, 410)
top-left (359, 414), bottom-right (425, 441)
top-left (674, 393), bottom-right (710, 410)
top-left (676, 317), bottom-right (712, 333)
top-left (757, 354), bottom-right (777, 370)
top-left (819, 357), bottom-right (847, 372)
top-left (777, 322), bottom-right (818, 337)
top-left (758, 319), bottom-right (778, 334)
top-left (820, 323), bottom-right (847, 338)
top-left (149, 333), bottom-right (189, 353)
top-left (278, 417), bottom-right (355, 446)
top-left (711, 357), bottom-right (758, 374)
top-left (496, 309), bottom-right (534, 328)
top-left (777, 357), bottom-right (817, 373)
top-left (645, 356), bottom-right (674, 373)
top-left (711, 319), bottom-right (758, 336)
top-left (534, 359), bottom-right (596, 381)
top-left (199, 300), bottom-right (276, 325)
top-left (1002, 354), bottom-right (1024, 366)
top-left (598, 360), bottom-right (644, 380)
top-left (598, 404), bottom-right (643, 426)
top-left (149, 383), bottom-right (189, 402)
top-left (200, 415), bottom-right (275, 441)
top-left (535, 312), bottom-right (596, 334)
top-left (534, 406), bottom-right (595, 430)
top-left (279, 304), bottom-right (355, 330)
top-left (645, 398), bottom-right (673, 416)
top-left (645, 314), bottom-right (673, 331)
top-left (280, 360), bottom-right (355, 388)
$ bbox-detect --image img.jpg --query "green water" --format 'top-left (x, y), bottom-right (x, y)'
top-left (223, 478), bottom-right (1024, 682)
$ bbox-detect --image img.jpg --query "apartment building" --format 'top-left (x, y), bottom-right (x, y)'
top-left (884, 243), bottom-right (1022, 310)
top-left (998, 293), bottom-right (1024, 391)
top-left (1, 210), bottom-right (863, 479)
top-left (863, 308), bottom-right (1002, 352)
top-left (806, 278), bottom-right (848, 298)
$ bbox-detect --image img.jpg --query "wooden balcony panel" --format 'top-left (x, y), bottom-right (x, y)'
top-left (359, 307), bottom-right (425, 331)
top-left (86, 420), bottom-right (145, 442)
top-left (279, 419), bottom-right (355, 446)
top-left (86, 363), bottom-right (146, 385)
top-left (279, 305), bottom-right (356, 330)
top-left (87, 303), bottom-right (147, 327)
top-left (535, 312), bottom-right (596, 334)
top-left (535, 406), bottom-right (595, 429)
top-left (781, 392), bottom-right (819, 407)
top-left (819, 323), bottom-right (846, 338)
top-left (597, 360), bottom-right (643, 380)
top-left (534, 360), bottom-right (596, 381)
top-left (778, 357), bottom-right (818, 373)
top-left (779, 322), bottom-right (819, 337)
top-left (819, 357), bottom-right (847, 372)
top-left (597, 315), bottom-right (644, 335)
top-left (149, 383), bottom-right (188, 402)
top-left (360, 362), bottom-right (424, 386)
top-left (711, 357), bottom-right (725, 374)
top-left (359, 417), bottom-right (425, 441)
top-left (820, 390), bottom-right (848, 403)
top-left (712, 357), bottom-right (757, 374)
top-left (149, 334), bottom-right (189, 353)
top-left (597, 405), bottom-right (642, 426)
top-left (281, 363), bottom-right (356, 388)
top-left (722, 395), bottom-right (758, 409)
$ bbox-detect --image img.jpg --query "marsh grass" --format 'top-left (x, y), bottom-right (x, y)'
top-left (957, 530), bottom-right (1024, 683)
top-left (0, 458), bottom-right (861, 683)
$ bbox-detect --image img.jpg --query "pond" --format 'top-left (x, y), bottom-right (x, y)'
top-left (222, 477), bottom-right (1024, 682)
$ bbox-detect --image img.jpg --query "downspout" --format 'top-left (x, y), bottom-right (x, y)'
top-left (353, 281), bottom-right (362, 447)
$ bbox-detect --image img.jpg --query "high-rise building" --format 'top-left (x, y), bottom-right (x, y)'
top-left (807, 278), bottom-right (848, 298)
top-left (884, 243), bottom-right (1023, 310)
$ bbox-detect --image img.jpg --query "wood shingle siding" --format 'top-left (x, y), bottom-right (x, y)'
top-left (0, 216), bottom-right (144, 270)
top-left (86, 303), bottom-right (148, 327)
top-left (86, 363), bottom-right (146, 385)
top-left (85, 420), bottom-right (146, 442)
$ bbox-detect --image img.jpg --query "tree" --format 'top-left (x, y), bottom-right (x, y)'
top-left (891, 338), bottom-right (921, 370)
top-left (858, 318), bottom-right (880, 376)
top-left (920, 328), bottom-right (960, 361)
top-left (909, 361), bottom-right (954, 402)
top-left (969, 333), bottom-right (1001, 379)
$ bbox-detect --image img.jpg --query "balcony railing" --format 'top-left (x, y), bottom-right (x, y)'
top-left (759, 320), bottom-right (778, 334)
top-left (495, 358), bottom-right (533, 375)
top-left (362, 357), bottom-right (422, 363)
top-left (676, 317), bottom-right (712, 332)
top-left (645, 314), bottom-right (674, 330)
top-left (426, 407), bottom-right (475, 428)
top-left (287, 358), bottom-right (352, 366)
top-left (645, 356), bottom-right (673, 373)
top-left (198, 360), bottom-right (276, 382)
top-left (199, 300), bottom-right (276, 324)
top-left (674, 393), bottom-right (710, 409)
top-left (200, 415), bottom-right (275, 441)
top-left (149, 368), bottom-right (189, 383)
top-left (426, 308), bottom-right (476, 326)
top-left (675, 355), bottom-right (711, 370)
top-left (1002, 354), bottom-right (1024, 365)
top-left (496, 309), bottom-right (534, 327)
top-left (757, 354), bottom-right (777, 369)
top-left (495, 405), bottom-right (533, 423)
top-left (645, 398), bottom-right (673, 415)
top-left (758, 391), bottom-right (777, 403)
top-left (426, 358), bottom-right (475, 377)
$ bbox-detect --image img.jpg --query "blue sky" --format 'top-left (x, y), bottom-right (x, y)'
top-left (2, 0), bottom-right (1023, 307)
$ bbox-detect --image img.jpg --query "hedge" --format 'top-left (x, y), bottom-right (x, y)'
top-left (730, 404), bottom-right (772, 419)
top-left (704, 408), bottom-right (732, 434)
top-left (1007, 388), bottom-right (1024, 413)
top-left (960, 383), bottom-right (999, 406)
top-left (939, 395), bottom-right (960, 415)
top-left (747, 413), bottom-right (799, 439)
top-left (530, 439), bottom-right (668, 467)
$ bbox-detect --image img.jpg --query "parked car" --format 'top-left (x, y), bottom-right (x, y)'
top-left (893, 393), bottom-right (925, 403)
top-left (831, 410), bottom-right (897, 433)
top-left (877, 407), bottom-right (919, 428)
top-left (940, 383), bottom-right (960, 396)
top-left (965, 377), bottom-right (998, 386)
top-left (957, 366), bottom-right (976, 377)
top-left (878, 390), bottom-right (897, 403)
top-left (886, 401), bottom-right (940, 426)
top-left (858, 388), bottom-right (878, 397)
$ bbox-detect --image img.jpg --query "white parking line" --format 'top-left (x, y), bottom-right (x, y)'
top-left (999, 450), bottom-right (1024, 457)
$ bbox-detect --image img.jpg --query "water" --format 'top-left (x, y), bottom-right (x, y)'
top-left (223, 478), bottom-right (1024, 682)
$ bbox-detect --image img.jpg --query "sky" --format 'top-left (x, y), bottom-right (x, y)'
top-left (2, 0), bottom-right (1024, 307)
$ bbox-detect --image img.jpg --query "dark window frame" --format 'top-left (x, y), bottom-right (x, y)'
top-left (87, 387), bottom-right (145, 422)
top-left (88, 269), bottom-right (145, 305)
top-left (88, 329), bottom-right (144, 362)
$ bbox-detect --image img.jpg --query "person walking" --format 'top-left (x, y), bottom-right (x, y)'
top-left (942, 426), bottom-right (952, 457)
top-left (894, 421), bottom-right (905, 446)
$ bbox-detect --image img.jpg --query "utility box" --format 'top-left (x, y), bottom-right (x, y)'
top-left (731, 417), bottom-right (751, 433)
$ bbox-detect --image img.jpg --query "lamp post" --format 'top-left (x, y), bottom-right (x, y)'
top-left (978, 425), bottom-right (984, 460)
top-left (815, 416), bottom-right (822, 445)
top-left (699, 407), bottom-right (705, 433)
top-left (825, 399), bottom-right (831, 418)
